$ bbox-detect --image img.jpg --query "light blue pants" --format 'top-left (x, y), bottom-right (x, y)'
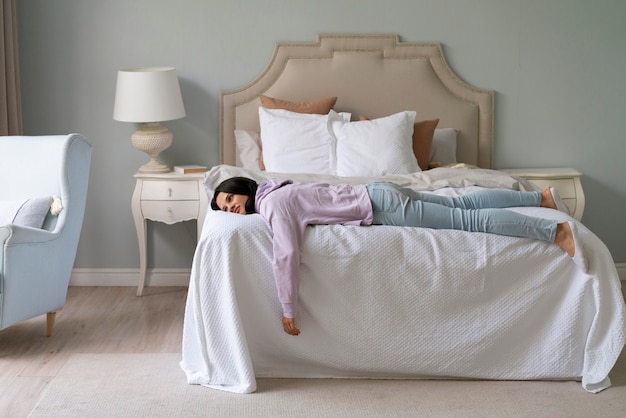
top-left (366, 183), bottom-right (557, 242)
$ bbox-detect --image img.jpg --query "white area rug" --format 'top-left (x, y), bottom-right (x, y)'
top-left (29, 353), bottom-right (626, 417)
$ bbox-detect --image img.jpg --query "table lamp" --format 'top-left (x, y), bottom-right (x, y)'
top-left (113, 67), bottom-right (186, 173)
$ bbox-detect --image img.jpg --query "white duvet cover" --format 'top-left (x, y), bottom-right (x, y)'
top-left (181, 165), bottom-right (625, 394)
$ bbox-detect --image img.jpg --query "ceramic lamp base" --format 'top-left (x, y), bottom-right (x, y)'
top-left (131, 122), bottom-right (173, 173)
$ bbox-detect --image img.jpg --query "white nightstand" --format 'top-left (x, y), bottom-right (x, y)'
top-left (500, 168), bottom-right (585, 221)
top-left (131, 171), bottom-right (209, 296)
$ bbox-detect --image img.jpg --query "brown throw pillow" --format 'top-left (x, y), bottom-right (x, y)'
top-left (359, 116), bottom-right (439, 171)
top-left (260, 95), bottom-right (337, 114)
top-left (412, 118), bottom-right (439, 171)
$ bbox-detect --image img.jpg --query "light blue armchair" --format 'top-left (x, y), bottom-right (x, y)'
top-left (0, 134), bottom-right (92, 336)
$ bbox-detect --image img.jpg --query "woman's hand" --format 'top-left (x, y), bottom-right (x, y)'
top-left (282, 317), bottom-right (301, 336)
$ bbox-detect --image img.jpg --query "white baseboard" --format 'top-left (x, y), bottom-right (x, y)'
top-left (70, 268), bottom-right (191, 287)
top-left (71, 264), bottom-right (626, 287)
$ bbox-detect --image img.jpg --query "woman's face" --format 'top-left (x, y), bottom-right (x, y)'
top-left (215, 192), bottom-right (249, 215)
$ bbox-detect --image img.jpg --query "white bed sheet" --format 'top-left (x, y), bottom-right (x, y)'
top-left (181, 166), bottom-right (626, 394)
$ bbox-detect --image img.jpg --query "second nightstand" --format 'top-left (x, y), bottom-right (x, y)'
top-left (500, 168), bottom-right (585, 221)
top-left (131, 171), bottom-right (209, 296)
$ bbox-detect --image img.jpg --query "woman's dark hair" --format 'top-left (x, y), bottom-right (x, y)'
top-left (211, 177), bottom-right (258, 214)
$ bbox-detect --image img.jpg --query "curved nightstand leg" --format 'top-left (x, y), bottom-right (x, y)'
top-left (135, 218), bottom-right (147, 296)
top-left (132, 180), bottom-right (147, 296)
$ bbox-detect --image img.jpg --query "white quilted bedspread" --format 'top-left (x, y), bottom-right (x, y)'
top-left (180, 166), bottom-right (626, 394)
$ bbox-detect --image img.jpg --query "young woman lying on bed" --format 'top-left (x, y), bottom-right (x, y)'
top-left (211, 177), bottom-right (587, 336)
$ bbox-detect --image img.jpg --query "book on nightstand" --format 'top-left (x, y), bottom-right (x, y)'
top-left (173, 165), bottom-right (208, 174)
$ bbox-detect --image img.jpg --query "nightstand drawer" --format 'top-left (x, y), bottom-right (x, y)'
top-left (500, 168), bottom-right (584, 221)
top-left (141, 180), bottom-right (199, 200)
top-left (526, 178), bottom-right (577, 199)
top-left (141, 201), bottom-right (200, 223)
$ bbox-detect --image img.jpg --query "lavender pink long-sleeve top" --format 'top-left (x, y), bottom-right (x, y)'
top-left (255, 179), bottom-right (373, 318)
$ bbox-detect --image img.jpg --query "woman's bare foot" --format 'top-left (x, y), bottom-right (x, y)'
top-left (541, 189), bottom-right (558, 210)
top-left (555, 221), bottom-right (588, 272)
top-left (541, 188), bottom-right (570, 214)
top-left (555, 222), bottom-right (575, 257)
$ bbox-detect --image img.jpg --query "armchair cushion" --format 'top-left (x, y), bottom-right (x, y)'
top-left (0, 196), bottom-right (54, 229)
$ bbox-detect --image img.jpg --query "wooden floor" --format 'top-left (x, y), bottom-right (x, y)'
top-left (0, 286), bottom-right (187, 418)
top-left (2, 285), bottom-right (626, 417)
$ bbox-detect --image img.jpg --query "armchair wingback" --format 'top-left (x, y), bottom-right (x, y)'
top-left (0, 134), bottom-right (93, 336)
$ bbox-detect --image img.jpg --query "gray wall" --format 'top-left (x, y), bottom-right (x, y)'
top-left (17, 0), bottom-right (626, 270)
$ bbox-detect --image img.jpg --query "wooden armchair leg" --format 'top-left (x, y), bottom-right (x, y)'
top-left (46, 309), bottom-right (62, 337)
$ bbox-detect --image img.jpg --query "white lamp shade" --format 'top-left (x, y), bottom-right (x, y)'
top-left (113, 67), bottom-right (186, 122)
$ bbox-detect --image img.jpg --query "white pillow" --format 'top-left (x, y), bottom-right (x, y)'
top-left (258, 108), bottom-right (348, 174)
top-left (430, 128), bottom-right (458, 164)
top-left (0, 196), bottom-right (53, 229)
top-left (234, 130), bottom-right (262, 170)
top-left (329, 110), bottom-right (420, 177)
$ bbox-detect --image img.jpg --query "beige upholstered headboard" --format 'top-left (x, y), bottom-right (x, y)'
top-left (220, 34), bottom-right (494, 169)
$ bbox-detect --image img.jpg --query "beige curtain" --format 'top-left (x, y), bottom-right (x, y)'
top-left (1, 0), bottom-right (22, 135)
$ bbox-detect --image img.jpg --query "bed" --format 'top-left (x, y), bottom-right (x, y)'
top-left (180, 34), bottom-right (625, 394)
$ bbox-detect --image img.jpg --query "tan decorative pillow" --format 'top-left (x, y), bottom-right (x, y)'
top-left (260, 95), bottom-right (337, 114)
top-left (359, 116), bottom-right (439, 171)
